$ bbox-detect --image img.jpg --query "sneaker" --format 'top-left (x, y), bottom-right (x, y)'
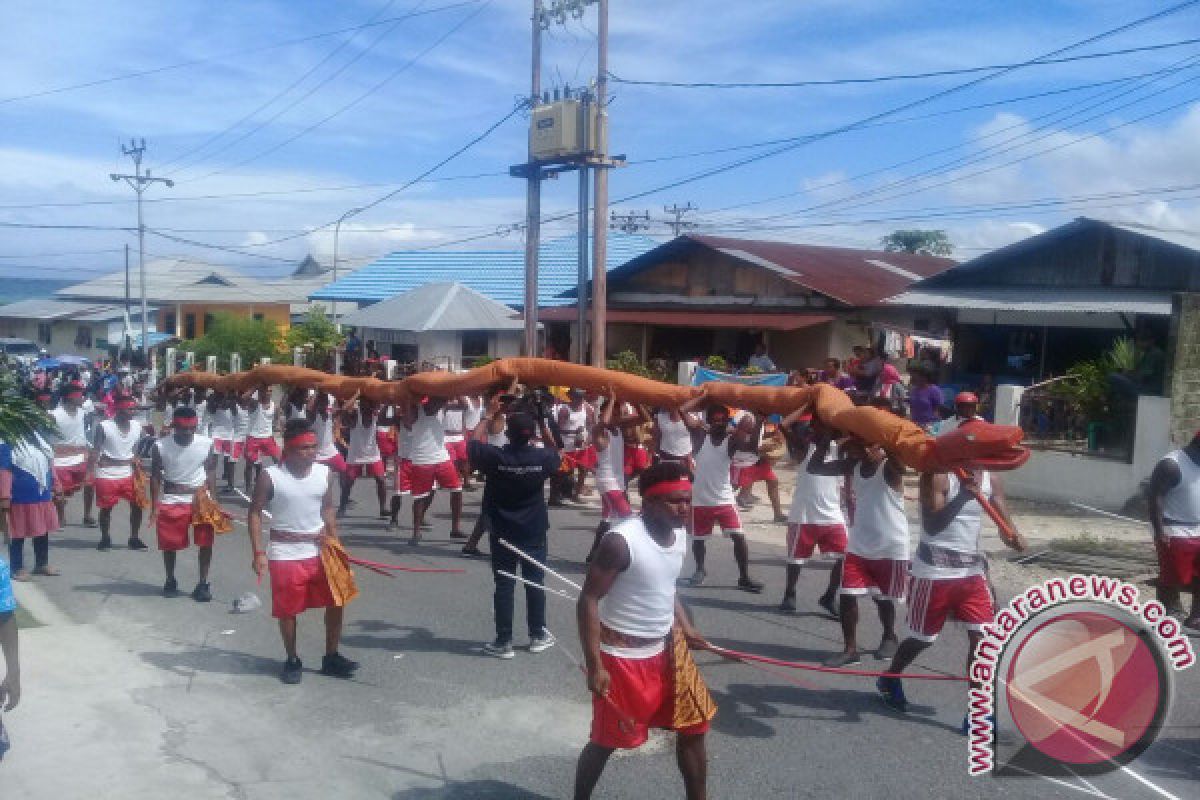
top-left (319, 652), bottom-right (360, 678)
top-left (483, 639), bottom-right (515, 659)
top-left (688, 568), bottom-right (707, 587)
top-left (779, 594), bottom-right (797, 613)
top-left (162, 577), bottom-right (180, 598)
top-left (818, 594), bottom-right (840, 620)
top-left (280, 657), bottom-right (303, 684)
top-left (824, 651), bottom-right (862, 668)
top-left (738, 577), bottom-right (764, 594)
top-left (529, 631), bottom-right (557, 653)
top-left (877, 676), bottom-right (908, 712)
top-left (127, 537), bottom-right (148, 551)
top-left (97, 535), bottom-right (112, 551)
top-left (874, 638), bottom-right (899, 661)
top-left (191, 582), bottom-right (212, 603)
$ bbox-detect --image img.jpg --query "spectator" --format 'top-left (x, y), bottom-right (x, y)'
top-left (907, 368), bottom-right (944, 430)
top-left (747, 342), bottom-right (777, 373)
top-left (823, 358), bottom-right (856, 391)
top-left (852, 347), bottom-right (882, 393)
top-left (876, 354), bottom-right (903, 400)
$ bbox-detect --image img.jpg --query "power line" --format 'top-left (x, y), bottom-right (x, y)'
top-left (0, 0), bottom-right (482, 106)
top-left (0, 248), bottom-right (126, 259)
top-left (607, 36), bottom-right (1200, 89)
top-left (144, 228), bottom-right (298, 263)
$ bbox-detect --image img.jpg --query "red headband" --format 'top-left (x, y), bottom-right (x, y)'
top-left (642, 479), bottom-right (692, 499)
top-left (65, 389), bottom-right (84, 398)
top-left (173, 418), bottom-right (199, 429)
top-left (285, 432), bottom-right (317, 447)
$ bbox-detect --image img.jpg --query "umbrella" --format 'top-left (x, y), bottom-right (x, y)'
top-left (54, 355), bottom-right (92, 367)
top-left (33, 357), bottom-right (61, 370)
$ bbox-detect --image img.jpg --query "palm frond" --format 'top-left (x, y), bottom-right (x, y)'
top-left (0, 369), bottom-right (53, 444)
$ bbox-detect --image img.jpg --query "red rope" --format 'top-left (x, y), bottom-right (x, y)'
top-left (345, 555), bottom-right (466, 574)
top-left (704, 643), bottom-right (967, 682)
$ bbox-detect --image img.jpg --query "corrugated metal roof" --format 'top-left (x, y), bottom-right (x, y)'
top-left (539, 307), bottom-right (833, 330)
top-left (56, 258), bottom-right (323, 305)
top-left (598, 234), bottom-right (955, 308)
top-left (887, 287), bottom-right (1173, 315)
top-left (310, 233), bottom-right (661, 308)
top-left (341, 282), bottom-right (525, 331)
top-left (0, 297), bottom-right (151, 322)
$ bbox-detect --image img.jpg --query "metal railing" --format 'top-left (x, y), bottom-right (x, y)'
top-left (1017, 390), bottom-right (1135, 462)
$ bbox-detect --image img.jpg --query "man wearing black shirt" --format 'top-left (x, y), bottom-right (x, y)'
top-left (468, 394), bottom-right (561, 659)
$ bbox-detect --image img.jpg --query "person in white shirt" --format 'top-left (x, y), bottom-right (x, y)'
top-left (87, 393), bottom-right (149, 551)
top-left (746, 341), bottom-right (777, 373)
top-left (440, 396), bottom-right (472, 491)
top-left (206, 392), bottom-right (242, 492)
top-left (240, 386), bottom-right (280, 491)
top-left (403, 397), bottom-right (464, 543)
top-left (1148, 432), bottom-right (1200, 629)
top-left (47, 381), bottom-right (95, 526)
top-left (586, 391), bottom-right (635, 562)
top-left (651, 407), bottom-right (700, 469)
top-left (337, 399), bottom-right (389, 519)
top-left (149, 407), bottom-right (220, 601)
top-left (557, 389), bottom-right (597, 504)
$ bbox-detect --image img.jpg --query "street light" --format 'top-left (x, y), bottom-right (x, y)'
top-left (332, 206), bottom-right (364, 333)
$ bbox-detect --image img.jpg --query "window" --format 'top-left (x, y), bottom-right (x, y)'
top-left (460, 331), bottom-right (489, 363)
top-left (74, 326), bottom-right (92, 348)
top-left (163, 312), bottom-right (176, 334)
top-left (203, 313), bottom-right (215, 334)
top-left (37, 322), bottom-right (52, 344)
top-left (184, 314), bottom-right (197, 340)
top-left (253, 313), bottom-right (264, 322)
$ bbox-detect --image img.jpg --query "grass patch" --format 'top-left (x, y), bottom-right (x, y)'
top-left (1050, 533), bottom-right (1151, 560)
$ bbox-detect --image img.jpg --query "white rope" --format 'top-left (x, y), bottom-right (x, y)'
top-left (497, 538), bottom-right (583, 591)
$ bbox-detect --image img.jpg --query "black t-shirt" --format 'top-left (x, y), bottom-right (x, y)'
top-left (468, 439), bottom-right (561, 543)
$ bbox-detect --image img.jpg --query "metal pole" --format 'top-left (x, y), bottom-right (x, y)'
top-left (135, 153), bottom-right (148, 363)
top-left (523, 0), bottom-right (543, 357)
top-left (577, 164), bottom-right (589, 363)
top-left (589, 0), bottom-right (609, 367)
top-left (332, 206), bottom-right (363, 335)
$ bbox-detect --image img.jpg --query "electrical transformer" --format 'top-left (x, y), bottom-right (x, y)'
top-left (529, 98), bottom-right (603, 161)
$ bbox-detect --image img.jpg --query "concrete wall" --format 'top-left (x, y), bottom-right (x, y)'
top-left (159, 302), bottom-right (292, 338)
top-left (996, 385), bottom-right (1170, 509)
top-left (363, 327), bottom-right (522, 370)
top-left (0, 317), bottom-right (125, 361)
top-left (1169, 293), bottom-right (1200, 446)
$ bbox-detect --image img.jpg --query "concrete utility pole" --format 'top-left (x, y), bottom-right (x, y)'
top-left (577, 113), bottom-right (590, 364)
top-left (590, 0), bottom-right (609, 366)
top-left (664, 202), bottom-right (698, 236)
top-left (111, 139), bottom-right (172, 363)
top-left (523, 0), bottom-right (544, 357)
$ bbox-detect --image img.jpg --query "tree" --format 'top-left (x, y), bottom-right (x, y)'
top-left (285, 305), bottom-right (344, 371)
top-left (880, 229), bottom-right (954, 256)
top-left (0, 369), bottom-right (52, 442)
top-left (179, 313), bottom-right (284, 369)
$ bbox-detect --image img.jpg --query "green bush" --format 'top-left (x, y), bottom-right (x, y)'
top-left (285, 305), bottom-right (343, 370)
top-left (470, 356), bottom-right (496, 369)
top-left (608, 349), bottom-right (650, 378)
top-left (704, 354), bottom-right (729, 372)
top-left (180, 313), bottom-right (284, 369)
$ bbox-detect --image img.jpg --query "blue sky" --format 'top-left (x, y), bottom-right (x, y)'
top-left (3, 0), bottom-right (1200, 281)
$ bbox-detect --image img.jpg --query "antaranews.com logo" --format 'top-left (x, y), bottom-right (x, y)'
top-left (967, 574), bottom-right (1195, 777)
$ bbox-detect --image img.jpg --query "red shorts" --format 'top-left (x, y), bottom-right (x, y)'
top-left (564, 446), bottom-right (598, 471)
top-left (601, 490), bottom-right (633, 521)
top-left (1159, 536), bottom-right (1200, 587)
top-left (345, 460), bottom-right (385, 479)
top-left (213, 438), bottom-right (244, 461)
top-left (624, 446), bottom-right (651, 478)
top-left (269, 556), bottom-right (336, 618)
top-left (410, 460), bottom-right (461, 497)
top-left (730, 460), bottom-right (776, 488)
top-left (244, 436), bottom-right (281, 464)
top-left (786, 523), bottom-right (848, 564)
top-left (155, 502), bottom-right (214, 551)
top-left (319, 453), bottom-right (348, 475)
top-left (906, 574), bottom-right (993, 641)
top-left (591, 649), bottom-right (710, 749)
top-left (445, 439), bottom-right (468, 463)
top-left (53, 462), bottom-right (88, 495)
top-left (94, 475), bottom-right (138, 509)
top-left (691, 505), bottom-right (742, 537)
top-left (376, 430), bottom-right (397, 458)
top-left (840, 553), bottom-right (909, 600)
top-left (394, 459), bottom-right (414, 495)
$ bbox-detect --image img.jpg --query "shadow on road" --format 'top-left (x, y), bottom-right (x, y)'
top-left (73, 579), bottom-right (165, 597)
top-left (139, 644), bottom-right (281, 678)
top-left (392, 780), bottom-right (555, 799)
top-left (342, 620), bottom-right (484, 657)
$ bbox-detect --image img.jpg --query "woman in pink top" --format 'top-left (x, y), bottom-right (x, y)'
top-left (876, 356), bottom-right (902, 399)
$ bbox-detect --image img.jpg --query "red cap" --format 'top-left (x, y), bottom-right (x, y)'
top-left (955, 392), bottom-right (979, 404)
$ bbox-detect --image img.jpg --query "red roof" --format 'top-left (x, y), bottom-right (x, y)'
top-left (538, 308), bottom-right (832, 330)
top-left (614, 235), bottom-right (956, 307)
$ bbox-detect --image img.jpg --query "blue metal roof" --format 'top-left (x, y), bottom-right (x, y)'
top-left (310, 233), bottom-right (660, 309)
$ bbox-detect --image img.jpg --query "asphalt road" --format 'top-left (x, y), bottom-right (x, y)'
top-left (9, 479), bottom-right (1200, 799)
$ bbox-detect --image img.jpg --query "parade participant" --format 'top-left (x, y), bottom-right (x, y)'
top-left (241, 386), bottom-right (280, 491)
top-left (88, 392), bottom-right (148, 551)
top-left (462, 396), bottom-right (483, 489)
top-left (285, 388), bottom-right (309, 422)
top-left (376, 405), bottom-right (398, 475)
top-left (731, 413), bottom-right (787, 523)
top-left (468, 396), bottom-right (561, 658)
top-left (338, 398), bottom-right (389, 519)
top-left (557, 388), bottom-right (597, 503)
top-left (621, 413), bottom-right (652, 488)
top-left (940, 391), bottom-right (981, 433)
top-left (310, 392), bottom-right (348, 475)
top-left (0, 543), bottom-right (19, 760)
top-left (440, 396), bottom-right (471, 491)
top-left (387, 401), bottom-right (414, 533)
top-left (779, 412), bottom-right (852, 615)
top-left (406, 397), bottom-right (464, 544)
top-left (587, 392), bottom-right (635, 561)
top-left (574, 461), bottom-right (715, 800)
top-left (826, 440), bottom-right (908, 667)
top-left (651, 406), bottom-right (698, 469)
top-left (1, 430), bottom-right (60, 581)
top-left (878, 468), bottom-right (1024, 720)
top-left (247, 419), bottom-right (358, 685)
top-left (460, 393), bottom-right (511, 556)
top-left (48, 381), bottom-right (95, 526)
top-left (678, 393), bottom-right (762, 593)
top-left (207, 392), bottom-right (242, 493)
top-left (1148, 432), bottom-right (1200, 629)
top-left (149, 406), bottom-right (224, 600)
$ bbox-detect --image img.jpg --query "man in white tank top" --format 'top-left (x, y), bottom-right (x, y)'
top-left (336, 399), bottom-right (389, 520)
top-left (586, 391), bottom-right (636, 562)
top-left (1148, 433), bottom-right (1200, 628)
top-left (48, 381), bottom-right (95, 526)
top-left (440, 396), bottom-right (472, 491)
top-left (779, 411), bottom-right (852, 617)
top-left (248, 419), bottom-right (358, 685)
top-left (240, 386), bottom-right (281, 492)
top-left (87, 393), bottom-right (149, 551)
top-left (677, 393), bottom-right (763, 593)
top-left (651, 407), bottom-right (700, 469)
top-left (878, 466), bottom-right (1024, 718)
top-left (404, 397), bottom-right (464, 544)
top-left (574, 462), bottom-right (715, 799)
top-left (827, 440), bottom-right (909, 668)
top-left (149, 407), bottom-right (220, 601)
top-left (207, 392), bottom-right (242, 492)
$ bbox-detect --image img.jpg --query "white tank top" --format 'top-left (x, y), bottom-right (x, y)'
top-left (396, 424), bottom-right (413, 459)
top-left (1162, 450), bottom-right (1200, 532)
top-left (287, 402), bottom-right (308, 421)
top-left (692, 435), bottom-right (735, 508)
top-left (441, 406), bottom-right (466, 442)
top-left (347, 410), bottom-right (380, 464)
top-left (247, 400), bottom-right (274, 438)
top-left (409, 407), bottom-right (449, 465)
top-left (50, 407), bottom-right (89, 465)
top-left (265, 462), bottom-right (330, 561)
top-left (849, 464), bottom-right (909, 560)
top-left (788, 443), bottom-right (845, 525)
top-left (595, 432), bottom-right (624, 493)
top-left (209, 407), bottom-right (233, 439)
top-left (487, 416), bottom-right (508, 448)
top-left (95, 419), bottom-right (142, 479)
top-left (598, 518), bottom-right (685, 652)
top-left (560, 404), bottom-right (590, 451)
top-left (463, 398), bottom-right (483, 431)
top-left (231, 406), bottom-right (248, 439)
top-left (912, 471), bottom-right (990, 579)
top-left (157, 435), bottom-right (213, 504)
top-left (314, 412), bottom-right (339, 461)
top-left (655, 410), bottom-right (692, 457)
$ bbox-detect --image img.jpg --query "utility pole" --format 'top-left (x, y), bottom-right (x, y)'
top-left (663, 202), bottom-right (698, 236)
top-left (523, 0), bottom-right (544, 357)
top-left (577, 109), bottom-right (590, 364)
top-left (123, 243), bottom-right (131, 357)
top-left (111, 139), bottom-right (173, 364)
top-left (610, 210), bottom-right (650, 234)
top-left (590, 0), bottom-right (609, 366)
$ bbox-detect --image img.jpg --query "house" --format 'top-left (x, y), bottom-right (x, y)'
top-left (545, 234), bottom-right (956, 368)
top-left (339, 282), bottom-right (526, 370)
top-left (0, 298), bottom-right (159, 361)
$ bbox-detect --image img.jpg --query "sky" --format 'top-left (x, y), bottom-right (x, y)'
top-left (3, 0), bottom-right (1200, 282)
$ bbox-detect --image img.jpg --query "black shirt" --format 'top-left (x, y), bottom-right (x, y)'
top-left (468, 439), bottom-right (561, 543)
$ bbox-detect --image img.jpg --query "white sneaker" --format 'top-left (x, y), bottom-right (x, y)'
top-left (529, 631), bottom-right (557, 653)
top-left (483, 640), bottom-right (515, 659)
